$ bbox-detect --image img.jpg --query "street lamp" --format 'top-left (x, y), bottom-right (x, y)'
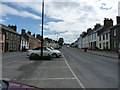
top-left (55, 32), bottom-right (60, 41)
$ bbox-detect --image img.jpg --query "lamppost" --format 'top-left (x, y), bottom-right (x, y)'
top-left (55, 32), bottom-right (60, 41)
top-left (41, 0), bottom-right (44, 58)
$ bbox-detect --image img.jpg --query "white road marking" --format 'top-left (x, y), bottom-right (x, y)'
top-left (22, 78), bottom-right (76, 80)
top-left (3, 60), bottom-right (18, 66)
top-left (62, 52), bottom-right (85, 89)
top-left (2, 78), bottom-right (76, 81)
top-left (30, 61), bottom-right (34, 63)
top-left (3, 57), bottom-right (26, 66)
top-left (37, 67), bottom-right (68, 69)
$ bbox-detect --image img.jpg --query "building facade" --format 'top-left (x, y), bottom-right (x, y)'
top-left (110, 16), bottom-right (120, 51)
top-left (0, 30), bottom-right (5, 52)
top-left (77, 34), bottom-right (83, 49)
top-left (20, 30), bottom-right (41, 50)
top-left (20, 29), bottom-right (29, 51)
top-left (97, 18), bottom-right (113, 50)
top-left (0, 24), bottom-right (21, 52)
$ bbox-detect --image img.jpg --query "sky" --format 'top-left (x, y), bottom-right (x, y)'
top-left (0, 0), bottom-right (119, 43)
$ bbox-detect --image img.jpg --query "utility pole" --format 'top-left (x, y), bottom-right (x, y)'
top-left (41, 0), bottom-right (44, 58)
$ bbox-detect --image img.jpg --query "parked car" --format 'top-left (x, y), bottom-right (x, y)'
top-left (47, 46), bottom-right (62, 58)
top-left (27, 46), bottom-right (61, 58)
top-left (27, 47), bottom-right (52, 57)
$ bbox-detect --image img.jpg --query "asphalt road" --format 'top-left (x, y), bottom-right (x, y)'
top-left (62, 46), bottom-right (118, 88)
top-left (2, 47), bottom-right (118, 89)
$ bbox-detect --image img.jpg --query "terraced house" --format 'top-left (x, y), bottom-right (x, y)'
top-left (0, 24), bottom-right (21, 52)
top-left (110, 16), bottom-right (120, 51)
top-left (0, 29), bottom-right (5, 52)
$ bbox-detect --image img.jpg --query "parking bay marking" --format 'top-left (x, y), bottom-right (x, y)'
top-left (62, 52), bottom-right (85, 89)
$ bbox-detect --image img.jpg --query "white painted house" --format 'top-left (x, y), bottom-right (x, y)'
top-left (98, 29), bottom-right (110, 50)
top-left (20, 29), bottom-right (29, 51)
top-left (97, 18), bottom-right (113, 50)
top-left (77, 34), bottom-right (83, 48)
top-left (89, 24), bottom-right (102, 50)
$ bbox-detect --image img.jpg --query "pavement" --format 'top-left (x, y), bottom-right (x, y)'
top-left (74, 48), bottom-right (118, 59)
top-left (2, 51), bottom-right (83, 88)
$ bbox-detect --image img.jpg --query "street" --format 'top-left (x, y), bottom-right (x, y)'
top-left (2, 46), bottom-right (118, 88)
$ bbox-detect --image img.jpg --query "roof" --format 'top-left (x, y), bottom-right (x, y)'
top-left (25, 33), bottom-right (41, 42)
top-left (95, 26), bottom-right (104, 32)
top-left (0, 24), bottom-right (20, 35)
top-left (110, 23), bottom-right (120, 29)
top-left (102, 29), bottom-right (110, 34)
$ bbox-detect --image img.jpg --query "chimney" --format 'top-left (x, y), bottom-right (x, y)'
top-left (87, 28), bottom-right (92, 33)
top-left (33, 33), bottom-right (35, 37)
top-left (36, 34), bottom-right (42, 40)
top-left (117, 16), bottom-right (120, 24)
top-left (94, 23), bottom-right (101, 29)
top-left (21, 29), bottom-right (26, 34)
top-left (104, 18), bottom-right (113, 27)
top-left (27, 31), bottom-right (31, 35)
top-left (8, 25), bottom-right (17, 32)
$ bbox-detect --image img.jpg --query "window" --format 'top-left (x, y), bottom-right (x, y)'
top-left (103, 42), bottom-right (105, 49)
top-left (99, 36), bottom-right (101, 41)
top-left (106, 33), bottom-right (108, 40)
top-left (99, 43), bottom-right (101, 48)
top-left (114, 41), bottom-right (116, 48)
top-left (106, 42), bottom-right (108, 49)
top-left (14, 43), bottom-right (17, 50)
top-left (13, 35), bottom-right (15, 41)
top-left (103, 34), bottom-right (105, 40)
top-left (6, 32), bottom-right (9, 39)
top-left (92, 34), bottom-right (93, 40)
top-left (94, 33), bottom-right (96, 39)
top-left (10, 33), bottom-right (13, 40)
top-left (18, 36), bottom-right (20, 42)
top-left (113, 29), bottom-right (117, 36)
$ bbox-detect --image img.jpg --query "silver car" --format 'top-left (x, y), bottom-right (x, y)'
top-left (27, 46), bottom-right (61, 58)
top-left (27, 47), bottom-right (52, 57)
top-left (47, 46), bottom-right (62, 58)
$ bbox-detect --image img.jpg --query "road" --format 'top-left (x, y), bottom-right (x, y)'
top-left (62, 46), bottom-right (118, 88)
top-left (2, 47), bottom-right (118, 89)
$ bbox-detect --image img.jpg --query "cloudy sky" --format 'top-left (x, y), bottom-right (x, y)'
top-left (0, 0), bottom-right (119, 43)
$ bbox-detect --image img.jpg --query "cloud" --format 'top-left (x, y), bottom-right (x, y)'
top-left (43, 0), bottom-right (119, 42)
top-left (0, 19), bottom-right (5, 23)
top-left (1, 0), bottom-right (119, 43)
top-left (1, 4), bottom-right (41, 20)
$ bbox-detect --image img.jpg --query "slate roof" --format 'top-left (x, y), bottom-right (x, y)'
top-left (110, 23), bottom-right (120, 29)
top-left (0, 24), bottom-right (20, 35)
top-left (25, 33), bottom-right (41, 42)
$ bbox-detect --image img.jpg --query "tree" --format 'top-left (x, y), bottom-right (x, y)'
top-left (58, 38), bottom-right (64, 46)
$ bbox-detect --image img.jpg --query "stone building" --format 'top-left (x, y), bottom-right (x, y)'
top-left (110, 16), bottom-right (120, 51)
top-left (0, 29), bottom-right (5, 52)
top-left (0, 24), bottom-right (21, 52)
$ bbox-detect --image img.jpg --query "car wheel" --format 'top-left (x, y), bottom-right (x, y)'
top-left (52, 53), bottom-right (57, 58)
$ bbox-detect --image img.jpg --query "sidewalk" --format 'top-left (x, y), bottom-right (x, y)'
top-left (77, 48), bottom-right (118, 59)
